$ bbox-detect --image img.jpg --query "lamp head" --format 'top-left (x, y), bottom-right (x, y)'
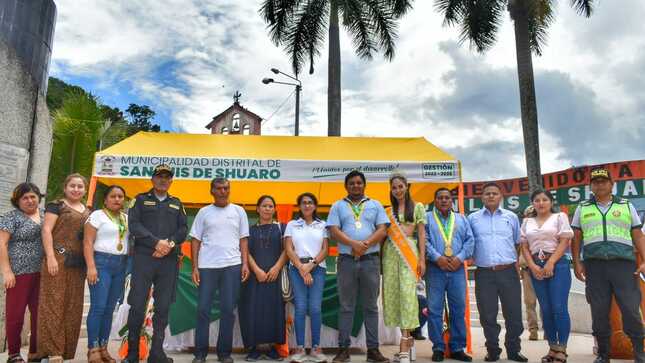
top-left (270, 68), bottom-right (280, 74)
top-left (262, 78), bottom-right (274, 84)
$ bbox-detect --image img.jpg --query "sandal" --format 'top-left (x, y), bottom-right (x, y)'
top-left (541, 349), bottom-right (557, 363)
top-left (552, 351), bottom-right (568, 363)
top-left (7, 355), bottom-right (26, 363)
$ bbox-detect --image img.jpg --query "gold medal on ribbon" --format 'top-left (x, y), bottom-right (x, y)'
top-left (347, 199), bottom-right (366, 231)
top-left (444, 246), bottom-right (453, 257)
top-left (104, 208), bottom-right (127, 253)
top-left (433, 209), bottom-right (456, 257)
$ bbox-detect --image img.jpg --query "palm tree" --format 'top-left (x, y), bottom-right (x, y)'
top-left (435, 0), bottom-right (593, 193)
top-left (47, 91), bottom-right (110, 200)
top-left (260, 0), bottom-right (413, 136)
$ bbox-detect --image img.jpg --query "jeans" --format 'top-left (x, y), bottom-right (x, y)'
top-left (336, 254), bottom-right (381, 349)
top-left (289, 264), bottom-right (326, 347)
top-left (530, 258), bottom-right (571, 347)
top-left (87, 252), bottom-right (127, 348)
top-left (425, 264), bottom-right (467, 353)
top-left (194, 264), bottom-right (241, 359)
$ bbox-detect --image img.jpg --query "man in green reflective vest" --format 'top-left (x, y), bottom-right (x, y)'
top-left (571, 167), bottom-right (645, 363)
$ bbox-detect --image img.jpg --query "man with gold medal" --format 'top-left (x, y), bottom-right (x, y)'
top-left (425, 188), bottom-right (474, 362)
top-left (327, 170), bottom-right (391, 363)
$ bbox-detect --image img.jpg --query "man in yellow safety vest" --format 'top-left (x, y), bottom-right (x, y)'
top-left (571, 167), bottom-right (645, 363)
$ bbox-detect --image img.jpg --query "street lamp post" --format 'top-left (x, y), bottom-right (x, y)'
top-left (262, 68), bottom-right (302, 136)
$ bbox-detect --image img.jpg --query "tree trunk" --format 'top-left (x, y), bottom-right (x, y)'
top-left (510, 0), bottom-right (543, 194)
top-left (328, 1), bottom-right (342, 136)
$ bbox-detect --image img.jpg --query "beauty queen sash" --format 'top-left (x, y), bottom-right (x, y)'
top-left (385, 207), bottom-right (419, 278)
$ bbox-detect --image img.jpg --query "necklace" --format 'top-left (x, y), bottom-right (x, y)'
top-left (104, 209), bottom-right (126, 252)
top-left (256, 222), bottom-right (276, 249)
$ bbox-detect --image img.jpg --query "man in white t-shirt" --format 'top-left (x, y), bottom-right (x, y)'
top-left (190, 178), bottom-right (250, 363)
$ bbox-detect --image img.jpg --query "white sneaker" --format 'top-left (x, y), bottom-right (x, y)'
top-left (310, 349), bottom-right (328, 363)
top-left (398, 352), bottom-right (410, 363)
top-left (290, 351), bottom-right (307, 363)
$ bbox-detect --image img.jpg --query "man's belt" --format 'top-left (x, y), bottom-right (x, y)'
top-left (478, 262), bottom-right (515, 271)
top-left (299, 257), bottom-right (315, 264)
top-left (340, 252), bottom-right (379, 261)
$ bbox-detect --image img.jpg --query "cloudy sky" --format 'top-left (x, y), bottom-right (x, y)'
top-left (50, 0), bottom-right (645, 181)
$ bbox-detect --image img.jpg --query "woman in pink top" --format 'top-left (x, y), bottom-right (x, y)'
top-left (520, 190), bottom-right (574, 363)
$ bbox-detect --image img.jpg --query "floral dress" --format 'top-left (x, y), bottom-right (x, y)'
top-left (382, 202), bottom-right (426, 329)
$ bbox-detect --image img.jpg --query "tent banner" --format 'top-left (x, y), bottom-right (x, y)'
top-left (94, 155), bottom-right (460, 182)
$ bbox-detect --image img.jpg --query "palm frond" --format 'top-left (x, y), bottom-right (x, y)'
top-left (526, 0), bottom-right (554, 56)
top-left (283, 0), bottom-right (328, 75)
top-left (47, 91), bottom-right (108, 199)
top-left (259, 0), bottom-right (301, 45)
top-left (340, 1), bottom-right (378, 61)
top-left (460, 0), bottom-right (504, 52)
top-left (435, 0), bottom-right (466, 26)
top-left (364, 0), bottom-right (400, 60)
top-left (391, 0), bottom-right (414, 17)
top-left (570, 0), bottom-right (593, 17)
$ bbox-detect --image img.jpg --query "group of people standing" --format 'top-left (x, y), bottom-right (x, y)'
top-left (1, 165), bottom-right (644, 363)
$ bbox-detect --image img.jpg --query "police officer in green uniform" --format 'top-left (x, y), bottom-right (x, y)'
top-left (123, 164), bottom-right (187, 363)
top-left (571, 167), bottom-right (645, 363)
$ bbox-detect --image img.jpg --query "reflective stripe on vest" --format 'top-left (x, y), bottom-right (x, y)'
top-left (580, 202), bottom-right (632, 246)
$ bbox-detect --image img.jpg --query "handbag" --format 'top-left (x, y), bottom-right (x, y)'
top-left (276, 223), bottom-right (293, 302)
top-left (280, 266), bottom-right (293, 302)
top-left (55, 245), bottom-right (86, 269)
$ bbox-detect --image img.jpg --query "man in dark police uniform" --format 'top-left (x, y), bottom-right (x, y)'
top-left (123, 164), bottom-right (188, 363)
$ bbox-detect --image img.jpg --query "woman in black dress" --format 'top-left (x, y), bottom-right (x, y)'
top-left (239, 195), bottom-right (288, 361)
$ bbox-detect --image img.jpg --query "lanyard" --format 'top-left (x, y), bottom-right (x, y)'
top-left (433, 209), bottom-right (456, 256)
top-left (104, 209), bottom-right (127, 251)
top-left (346, 199), bottom-right (367, 229)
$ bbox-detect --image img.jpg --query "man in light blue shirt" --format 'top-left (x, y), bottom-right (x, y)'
top-left (327, 170), bottom-right (389, 363)
top-left (425, 188), bottom-right (474, 362)
top-left (467, 183), bottom-right (526, 363)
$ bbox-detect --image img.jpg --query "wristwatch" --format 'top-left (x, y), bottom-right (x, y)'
top-left (168, 240), bottom-right (176, 249)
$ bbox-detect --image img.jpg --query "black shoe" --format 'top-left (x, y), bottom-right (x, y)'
top-left (266, 347), bottom-right (284, 361)
top-left (332, 348), bottom-right (351, 363)
top-left (366, 348), bottom-right (390, 363)
top-left (193, 358), bottom-right (207, 363)
top-left (431, 351), bottom-right (444, 362)
top-left (148, 357), bottom-right (174, 363)
top-left (484, 353), bottom-right (499, 362)
top-left (219, 356), bottom-right (234, 363)
top-left (507, 353), bottom-right (528, 362)
top-left (592, 356), bottom-right (610, 363)
top-left (411, 330), bottom-right (426, 340)
top-left (246, 348), bottom-right (261, 362)
top-left (450, 351), bottom-right (472, 362)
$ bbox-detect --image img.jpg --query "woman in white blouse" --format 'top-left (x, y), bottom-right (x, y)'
top-left (284, 193), bottom-right (329, 363)
top-left (520, 190), bottom-right (574, 363)
top-left (83, 185), bottom-right (130, 363)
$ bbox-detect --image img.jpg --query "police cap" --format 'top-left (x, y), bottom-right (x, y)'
top-left (153, 164), bottom-right (174, 177)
